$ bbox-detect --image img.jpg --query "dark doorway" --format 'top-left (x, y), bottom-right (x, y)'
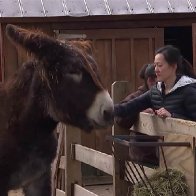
top-left (164, 26), bottom-right (192, 64)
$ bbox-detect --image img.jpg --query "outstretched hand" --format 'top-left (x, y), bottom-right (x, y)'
top-left (155, 107), bottom-right (171, 118)
top-left (143, 108), bottom-right (155, 114)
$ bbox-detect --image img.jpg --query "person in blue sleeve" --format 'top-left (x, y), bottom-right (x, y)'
top-left (115, 45), bottom-right (196, 121)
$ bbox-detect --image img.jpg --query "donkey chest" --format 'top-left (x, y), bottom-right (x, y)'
top-left (9, 154), bottom-right (48, 189)
top-left (9, 134), bottom-right (57, 189)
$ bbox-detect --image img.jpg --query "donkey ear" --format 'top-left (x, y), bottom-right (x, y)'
top-left (6, 24), bottom-right (64, 60)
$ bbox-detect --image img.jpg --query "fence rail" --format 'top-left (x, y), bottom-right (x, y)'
top-left (73, 144), bottom-right (113, 175)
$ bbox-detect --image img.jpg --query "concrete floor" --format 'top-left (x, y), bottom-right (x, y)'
top-left (86, 184), bottom-right (113, 196)
top-left (9, 185), bottom-right (113, 196)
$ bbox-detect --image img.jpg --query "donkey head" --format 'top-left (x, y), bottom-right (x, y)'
top-left (6, 24), bottom-right (114, 132)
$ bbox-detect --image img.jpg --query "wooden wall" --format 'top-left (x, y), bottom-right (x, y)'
top-left (0, 23), bottom-right (54, 81)
top-left (59, 28), bottom-right (164, 93)
top-left (192, 23), bottom-right (196, 72)
top-left (2, 16), bottom-right (196, 158)
top-left (0, 24), bottom-right (3, 81)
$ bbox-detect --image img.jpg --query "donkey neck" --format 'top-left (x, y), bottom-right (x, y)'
top-left (5, 68), bottom-right (58, 137)
top-left (20, 73), bottom-right (58, 134)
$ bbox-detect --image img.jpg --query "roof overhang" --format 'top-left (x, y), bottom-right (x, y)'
top-left (0, 0), bottom-right (195, 18)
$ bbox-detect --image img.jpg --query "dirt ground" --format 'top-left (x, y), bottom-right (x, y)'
top-left (8, 190), bottom-right (23, 196)
top-left (86, 184), bottom-right (113, 196)
top-left (9, 185), bottom-right (113, 196)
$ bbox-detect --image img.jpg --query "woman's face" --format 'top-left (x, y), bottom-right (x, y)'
top-left (154, 53), bottom-right (177, 82)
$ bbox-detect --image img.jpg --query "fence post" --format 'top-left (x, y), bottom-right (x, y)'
top-left (112, 81), bottom-right (132, 196)
top-left (64, 125), bottom-right (82, 196)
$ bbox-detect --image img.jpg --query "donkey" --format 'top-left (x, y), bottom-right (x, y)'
top-left (0, 24), bottom-right (114, 195)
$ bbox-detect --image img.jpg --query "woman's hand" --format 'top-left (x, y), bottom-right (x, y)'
top-left (155, 107), bottom-right (171, 118)
top-left (143, 108), bottom-right (155, 114)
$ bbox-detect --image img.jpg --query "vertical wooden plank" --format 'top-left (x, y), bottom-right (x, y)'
top-left (56, 189), bottom-right (65, 196)
top-left (94, 39), bottom-right (113, 93)
top-left (112, 81), bottom-right (132, 196)
top-left (112, 38), bottom-right (117, 83)
top-left (0, 23), bottom-right (2, 82)
top-left (3, 25), bottom-right (19, 81)
top-left (74, 184), bottom-right (98, 196)
top-left (52, 124), bottom-right (64, 196)
top-left (192, 23), bottom-right (196, 72)
top-left (115, 39), bottom-right (132, 82)
top-left (64, 125), bottom-right (82, 196)
top-left (2, 23), bottom-right (55, 81)
top-left (149, 37), bottom-right (154, 61)
top-left (130, 38), bottom-right (135, 93)
top-left (0, 23), bottom-right (5, 82)
top-left (194, 138), bottom-right (196, 196)
top-left (94, 39), bottom-right (113, 156)
top-left (155, 28), bottom-right (164, 50)
top-left (132, 38), bottom-right (150, 89)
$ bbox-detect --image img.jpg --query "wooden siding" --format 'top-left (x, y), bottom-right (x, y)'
top-left (192, 23), bottom-right (196, 72)
top-left (59, 28), bottom-right (163, 94)
top-left (0, 17), bottom-right (195, 184)
top-left (1, 23), bottom-right (54, 81)
top-left (0, 23), bottom-right (3, 81)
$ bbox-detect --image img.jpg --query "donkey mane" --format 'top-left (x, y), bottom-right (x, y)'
top-left (64, 39), bottom-right (102, 87)
top-left (2, 40), bottom-right (100, 105)
top-left (3, 61), bottom-right (35, 92)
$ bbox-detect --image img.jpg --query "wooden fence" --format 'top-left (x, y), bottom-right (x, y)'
top-left (52, 123), bottom-right (113, 196)
top-left (53, 81), bottom-right (196, 196)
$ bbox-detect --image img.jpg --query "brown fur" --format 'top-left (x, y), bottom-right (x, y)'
top-left (0, 24), bottom-right (113, 196)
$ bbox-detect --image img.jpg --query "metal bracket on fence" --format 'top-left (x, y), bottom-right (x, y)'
top-left (106, 134), bottom-right (191, 196)
top-left (106, 135), bottom-right (191, 147)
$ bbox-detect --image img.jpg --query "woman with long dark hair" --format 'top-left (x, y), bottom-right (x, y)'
top-left (115, 45), bottom-right (196, 121)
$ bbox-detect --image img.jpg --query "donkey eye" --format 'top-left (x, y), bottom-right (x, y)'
top-left (66, 72), bottom-right (83, 83)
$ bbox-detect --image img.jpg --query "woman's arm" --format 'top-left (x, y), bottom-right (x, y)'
top-left (114, 91), bottom-right (152, 118)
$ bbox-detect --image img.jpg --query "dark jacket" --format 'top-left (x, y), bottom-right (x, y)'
top-left (121, 85), bottom-right (147, 102)
top-left (115, 75), bottom-right (196, 121)
top-left (116, 85), bottom-right (147, 128)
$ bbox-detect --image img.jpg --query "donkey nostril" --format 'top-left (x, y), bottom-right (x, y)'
top-left (103, 109), bottom-right (114, 122)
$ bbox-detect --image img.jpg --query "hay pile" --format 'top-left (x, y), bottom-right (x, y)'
top-left (132, 169), bottom-right (189, 196)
